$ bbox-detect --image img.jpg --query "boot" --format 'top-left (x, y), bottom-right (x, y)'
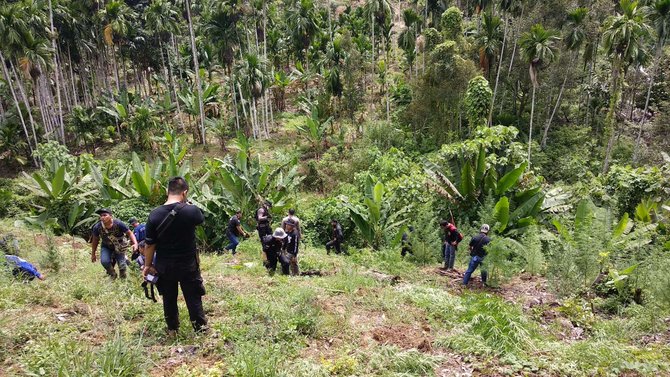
top-left (119, 268), bottom-right (127, 279)
top-left (105, 266), bottom-right (117, 279)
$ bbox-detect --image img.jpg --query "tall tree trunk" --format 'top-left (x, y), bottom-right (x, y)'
top-left (633, 41), bottom-right (664, 163)
top-left (528, 82), bottom-right (536, 164)
top-left (0, 51), bottom-right (36, 165)
top-left (603, 63), bottom-right (622, 174)
top-left (110, 46), bottom-right (121, 93)
top-left (185, 0), bottom-right (207, 145)
top-left (10, 62), bottom-right (39, 149)
top-left (488, 17), bottom-right (508, 126)
top-left (541, 75), bottom-right (567, 149)
top-left (48, 0), bottom-right (65, 142)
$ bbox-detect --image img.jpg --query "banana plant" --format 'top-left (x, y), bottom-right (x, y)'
top-left (88, 162), bottom-right (133, 200)
top-left (129, 152), bottom-right (164, 204)
top-left (20, 158), bottom-right (92, 204)
top-left (341, 177), bottom-right (408, 250)
top-left (294, 106), bottom-right (332, 158)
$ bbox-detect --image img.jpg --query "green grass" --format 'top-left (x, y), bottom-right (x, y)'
top-left (1, 221), bottom-right (669, 376)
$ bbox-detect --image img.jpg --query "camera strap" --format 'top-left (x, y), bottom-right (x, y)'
top-left (155, 203), bottom-right (187, 240)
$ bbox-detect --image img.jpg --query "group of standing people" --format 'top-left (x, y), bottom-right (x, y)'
top-left (436, 220), bottom-right (491, 286)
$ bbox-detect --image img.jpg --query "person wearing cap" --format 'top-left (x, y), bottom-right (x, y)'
top-left (256, 200), bottom-right (273, 241)
top-left (142, 176), bottom-right (207, 336)
top-left (281, 209), bottom-right (302, 238)
top-left (284, 219), bottom-right (300, 276)
top-left (326, 219), bottom-right (344, 255)
top-left (224, 210), bottom-right (250, 255)
top-left (128, 218), bottom-right (146, 244)
top-left (91, 209), bottom-right (138, 279)
top-left (440, 220), bottom-right (463, 271)
top-left (262, 228), bottom-right (287, 275)
top-left (463, 224), bottom-right (492, 286)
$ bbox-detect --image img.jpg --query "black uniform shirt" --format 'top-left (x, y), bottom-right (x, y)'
top-left (145, 203), bottom-right (204, 259)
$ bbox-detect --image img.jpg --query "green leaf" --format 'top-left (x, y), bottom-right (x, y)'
top-left (373, 182), bottom-right (384, 204)
top-left (131, 171), bottom-right (151, 198)
top-left (51, 165), bottom-right (66, 198)
top-left (496, 162), bottom-right (527, 196)
top-left (493, 196), bottom-right (510, 232)
top-left (474, 145), bottom-right (487, 185)
top-left (612, 213), bottom-right (629, 238)
top-left (574, 199), bottom-right (593, 228)
top-left (460, 161), bottom-right (475, 196)
top-left (510, 193), bottom-right (544, 222)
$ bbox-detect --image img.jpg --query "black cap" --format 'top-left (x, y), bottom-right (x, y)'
top-left (128, 218), bottom-right (137, 225)
top-left (95, 208), bottom-right (112, 215)
top-left (264, 200), bottom-right (273, 208)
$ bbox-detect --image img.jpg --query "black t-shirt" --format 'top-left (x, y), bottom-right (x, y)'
top-left (469, 233), bottom-right (491, 258)
top-left (285, 230), bottom-right (300, 255)
top-left (92, 219), bottom-right (130, 251)
top-left (228, 215), bottom-right (241, 236)
top-left (333, 224), bottom-right (344, 241)
top-left (145, 203), bottom-right (204, 258)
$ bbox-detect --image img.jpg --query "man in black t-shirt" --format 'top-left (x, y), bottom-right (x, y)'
top-left (143, 177), bottom-right (207, 336)
top-left (326, 219), bottom-right (344, 255)
top-left (90, 209), bottom-right (138, 279)
top-left (224, 210), bottom-right (249, 255)
top-left (463, 224), bottom-right (491, 286)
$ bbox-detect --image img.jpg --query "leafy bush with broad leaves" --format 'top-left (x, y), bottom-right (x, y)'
top-left (604, 164), bottom-right (669, 218)
top-left (302, 197), bottom-right (359, 247)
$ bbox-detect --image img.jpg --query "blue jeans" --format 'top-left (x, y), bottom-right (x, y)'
top-left (100, 246), bottom-right (127, 271)
top-left (463, 255), bottom-right (487, 285)
top-left (226, 233), bottom-right (239, 253)
top-left (443, 243), bottom-right (456, 269)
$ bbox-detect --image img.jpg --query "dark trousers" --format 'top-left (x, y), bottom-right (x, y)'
top-left (326, 240), bottom-right (341, 254)
top-left (265, 248), bottom-right (279, 274)
top-left (155, 255), bottom-right (207, 331)
top-left (443, 244), bottom-right (456, 269)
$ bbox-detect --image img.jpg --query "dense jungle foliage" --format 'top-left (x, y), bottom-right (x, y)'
top-left (1, 0), bottom-right (670, 376)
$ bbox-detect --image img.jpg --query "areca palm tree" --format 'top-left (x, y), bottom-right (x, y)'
top-left (398, 8), bottom-right (422, 75)
top-left (602, 0), bottom-right (652, 173)
top-left (634, 0), bottom-right (670, 161)
top-left (519, 23), bottom-right (560, 163)
top-left (99, 0), bottom-right (136, 93)
top-left (286, 0), bottom-right (320, 68)
top-left (473, 12), bottom-right (503, 79)
top-left (365, 0), bottom-right (393, 61)
top-left (541, 7), bottom-right (589, 148)
top-left (184, 0), bottom-right (207, 145)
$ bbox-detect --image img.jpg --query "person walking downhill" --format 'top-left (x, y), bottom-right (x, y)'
top-left (440, 220), bottom-right (463, 271)
top-left (143, 177), bottom-right (208, 337)
top-left (463, 224), bottom-right (492, 287)
top-left (224, 210), bottom-right (250, 255)
top-left (90, 209), bottom-right (138, 279)
top-left (326, 219), bottom-right (344, 255)
top-left (256, 200), bottom-right (273, 241)
top-left (284, 219), bottom-right (300, 276)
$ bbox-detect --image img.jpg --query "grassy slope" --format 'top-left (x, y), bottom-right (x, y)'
top-left (1, 222), bottom-right (669, 377)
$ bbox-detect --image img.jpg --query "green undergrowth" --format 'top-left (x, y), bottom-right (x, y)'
top-left (0, 222), bottom-right (669, 376)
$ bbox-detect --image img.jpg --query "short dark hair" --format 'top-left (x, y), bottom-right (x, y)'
top-left (439, 220), bottom-right (448, 227)
top-left (288, 208), bottom-right (295, 215)
top-left (235, 209), bottom-right (242, 214)
top-left (168, 176), bottom-right (189, 195)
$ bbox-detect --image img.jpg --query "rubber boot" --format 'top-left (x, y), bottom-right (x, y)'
top-left (105, 266), bottom-right (117, 279)
top-left (119, 268), bottom-right (127, 279)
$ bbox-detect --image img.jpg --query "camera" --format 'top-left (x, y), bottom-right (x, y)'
top-left (145, 273), bottom-right (159, 284)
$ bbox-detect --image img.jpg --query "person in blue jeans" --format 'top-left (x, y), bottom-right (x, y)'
top-left (90, 209), bottom-right (138, 279)
top-left (463, 224), bottom-right (491, 286)
top-left (440, 220), bottom-right (463, 270)
top-left (224, 210), bottom-right (249, 255)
